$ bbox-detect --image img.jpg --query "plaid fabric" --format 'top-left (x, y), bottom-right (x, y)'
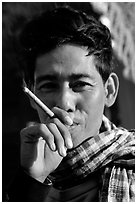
top-left (49, 116), bottom-right (135, 202)
top-left (100, 166), bottom-right (135, 202)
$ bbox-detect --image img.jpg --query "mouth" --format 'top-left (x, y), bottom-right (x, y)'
top-left (67, 122), bottom-right (80, 131)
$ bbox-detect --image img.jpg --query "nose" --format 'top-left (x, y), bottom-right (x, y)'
top-left (56, 86), bottom-right (76, 112)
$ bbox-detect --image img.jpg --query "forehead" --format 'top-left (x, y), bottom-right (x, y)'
top-left (35, 44), bottom-right (99, 80)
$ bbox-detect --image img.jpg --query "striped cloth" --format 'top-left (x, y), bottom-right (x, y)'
top-left (49, 116), bottom-right (135, 202)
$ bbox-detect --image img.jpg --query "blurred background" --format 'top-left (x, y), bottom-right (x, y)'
top-left (2, 2), bottom-right (135, 199)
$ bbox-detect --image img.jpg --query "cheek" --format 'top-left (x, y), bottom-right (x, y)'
top-left (36, 91), bottom-right (56, 109)
top-left (80, 89), bottom-right (105, 133)
top-left (80, 88), bottom-right (105, 113)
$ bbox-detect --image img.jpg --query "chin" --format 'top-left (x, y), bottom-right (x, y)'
top-left (68, 124), bottom-right (86, 147)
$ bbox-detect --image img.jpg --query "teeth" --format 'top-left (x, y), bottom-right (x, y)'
top-left (68, 124), bottom-right (78, 130)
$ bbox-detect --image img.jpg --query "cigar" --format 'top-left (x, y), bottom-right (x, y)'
top-left (23, 86), bottom-right (55, 118)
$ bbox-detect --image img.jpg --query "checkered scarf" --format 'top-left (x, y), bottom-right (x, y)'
top-left (49, 116), bottom-right (135, 202)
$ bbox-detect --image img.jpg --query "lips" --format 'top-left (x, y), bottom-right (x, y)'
top-left (66, 115), bottom-right (83, 132)
top-left (67, 122), bottom-right (80, 132)
top-left (72, 117), bottom-right (83, 124)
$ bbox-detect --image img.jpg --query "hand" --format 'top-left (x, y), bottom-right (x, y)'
top-left (20, 107), bottom-right (73, 182)
top-left (45, 107), bottom-right (73, 156)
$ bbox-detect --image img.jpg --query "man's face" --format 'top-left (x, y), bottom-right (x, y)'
top-left (34, 44), bottom-right (106, 147)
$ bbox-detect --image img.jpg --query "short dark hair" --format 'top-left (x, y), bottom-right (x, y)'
top-left (19, 6), bottom-right (113, 86)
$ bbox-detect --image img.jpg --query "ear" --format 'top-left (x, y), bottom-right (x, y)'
top-left (104, 73), bottom-right (119, 107)
top-left (29, 85), bottom-right (37, 110)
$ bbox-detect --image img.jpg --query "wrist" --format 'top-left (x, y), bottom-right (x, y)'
top-left (21, 166), bottom-right (49, 183)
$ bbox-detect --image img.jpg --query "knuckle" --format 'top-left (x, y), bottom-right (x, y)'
top-left (52, 106), bottom-right (59, 112)
top-left (54, 131), bottom-right (64, 143)
top-left (38, 123), bottom-right (45, 132)
top-left (61, 127), bottom-right (68, 137)
top-left (48, 122), bottom-right (56, 129)
top-left (56, 137), bottom-right (64, 147)
top-left (46, 134), bottom-right (54, 144)
top-left (60, 125), bottom-right (70, 137)
top-left (40, 124), bottom-right (55, 140)
top-left (20, 127), bottom-right (28, 140)
top-left (52, 117), bottom-right (60, 125)
top-left (53, 131), bottom-right (64, 146)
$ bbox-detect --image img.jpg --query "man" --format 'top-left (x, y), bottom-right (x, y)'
top-left (7, 6), bottom-right (135, 202)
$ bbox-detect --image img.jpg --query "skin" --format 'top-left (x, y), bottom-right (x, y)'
top-left (21, 44), bottom-right (119, 182)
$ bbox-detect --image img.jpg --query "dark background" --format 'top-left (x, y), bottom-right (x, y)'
top-left (2, 2), bottom-right (135, 199)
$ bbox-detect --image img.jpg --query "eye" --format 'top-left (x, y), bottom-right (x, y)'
top-left (71, 81), bottom-right (92, 92)
top-left (37, 82), bottom-right (58, 92)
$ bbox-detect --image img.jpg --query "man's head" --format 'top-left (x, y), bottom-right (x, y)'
top-left (20, 6), bottom-right (113, 86)
top-left (20, 6), bottom-right (119, 146)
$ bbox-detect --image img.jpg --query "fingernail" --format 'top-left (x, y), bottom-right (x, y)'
top-left (60, 147), bottom-right (67, 157)
top-left (67, 138), bottom-right (73, 149)
top-left (51, 143), bottom-right (56, 151)
top-left (65, 116), bottom-right (73, 125)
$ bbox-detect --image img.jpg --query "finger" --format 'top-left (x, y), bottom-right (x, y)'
top-left (21, 124), bottom-right (56, 152)
top-left (38, 124), bottom-right (57, 152)
top-left (52, 107), bottom-right (73, 126)
top-left (47, 122), bottom-right (67, 157)
top-left (52, 117), bottom-right (73, 149)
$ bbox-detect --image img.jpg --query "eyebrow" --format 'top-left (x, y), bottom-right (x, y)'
top-left (36, 75), bottom-right (58, 84)
top-left (36, 73), bottom-right (94, 84)
top-left (69, 73), bottom-right (94, 81)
